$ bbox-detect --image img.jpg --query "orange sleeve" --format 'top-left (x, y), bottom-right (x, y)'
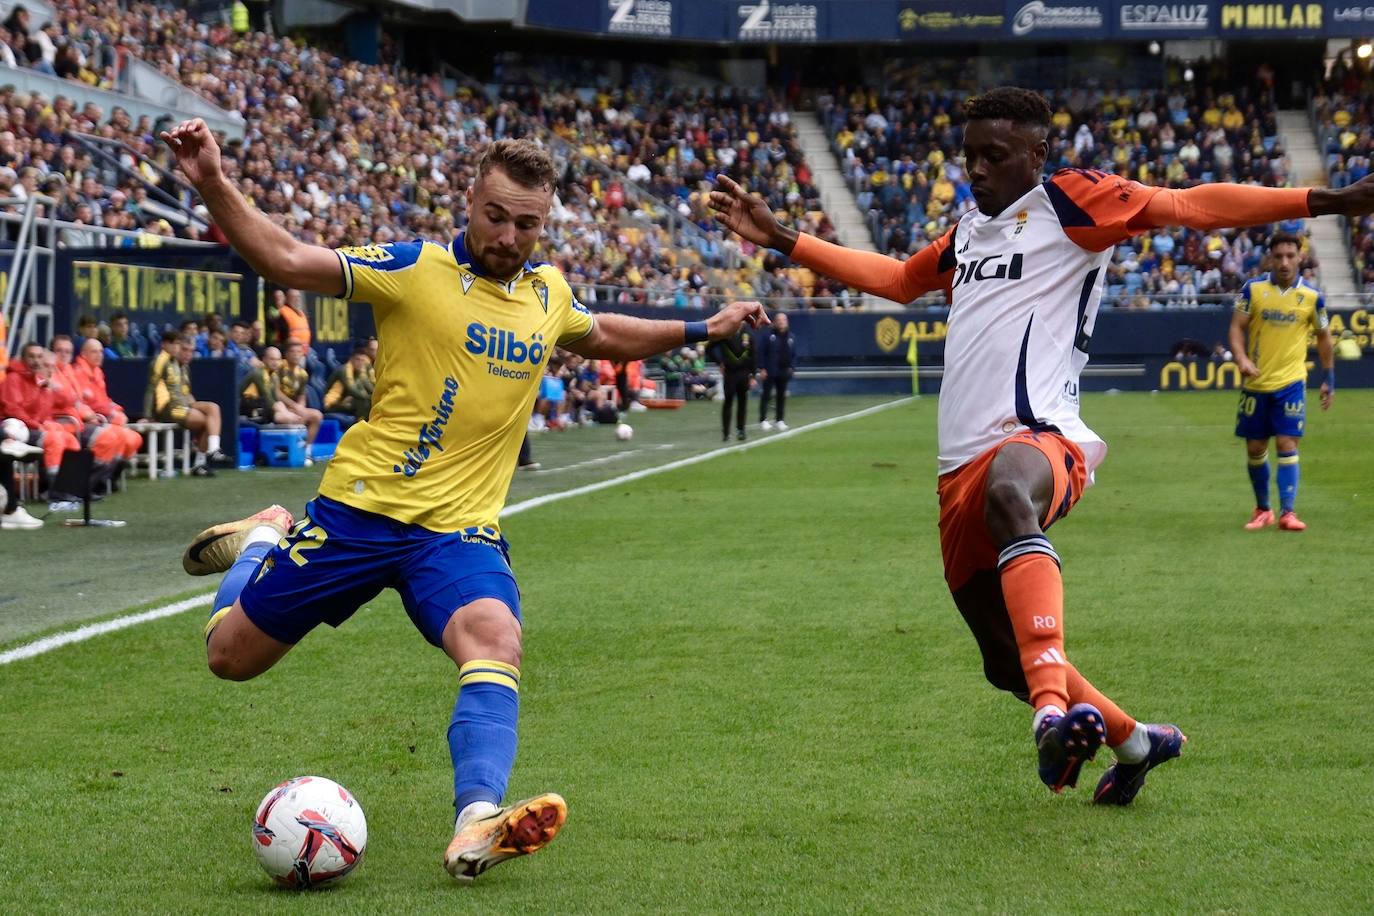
top-left (1135, 184), bottom-right (1312, 234)
top-left (1044, 168), bottom-right (1164, 252)
top-left (791, 229), bottom-right (953, 304)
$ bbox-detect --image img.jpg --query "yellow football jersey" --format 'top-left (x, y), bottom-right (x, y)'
top-left (1235, 275), bottom-right (1328, 392)
top-left (319, 235), bottom-right (595, 532)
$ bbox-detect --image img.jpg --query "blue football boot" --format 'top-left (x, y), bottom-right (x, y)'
top-left (1035, 703), bottom-right (1106, 793)
top-left (1093, 724), bottom-right (1187, 806)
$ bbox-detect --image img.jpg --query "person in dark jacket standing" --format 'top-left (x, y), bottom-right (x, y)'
top-left (757, 311), bottom-right (795, 431)
top-left (710, 327), bottom-right (754, 441)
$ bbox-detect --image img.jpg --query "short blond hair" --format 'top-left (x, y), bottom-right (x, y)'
top-left (476, 138), bottom-right (557, 191)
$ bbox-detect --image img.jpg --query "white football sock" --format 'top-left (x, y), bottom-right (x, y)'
top-left (1113, 722), bottom-right (1151, 763)
top-left (1032, 704), bottom-right (1066, 735)
top-left (194, 450), bottom-right (207, 467)
top-left (243, 525), bottom-right (280, 551)
top-left (455, 800), bottom-right (499, 831)
top-left (208, 435), bottom-right (221, 454)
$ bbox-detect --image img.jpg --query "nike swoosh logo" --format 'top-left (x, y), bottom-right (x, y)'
top-left (187, 531), bottom-right (232, 565)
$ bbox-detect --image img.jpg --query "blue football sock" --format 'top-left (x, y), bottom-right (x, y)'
top-left (450, 660), bottom-right (520, 816)
top-left (1246, 454), bottom-right (1270, 510)
top-left (205, 541), bottom-right (272, 640)
top-left (1277, 451), bottom-right (1299, 513)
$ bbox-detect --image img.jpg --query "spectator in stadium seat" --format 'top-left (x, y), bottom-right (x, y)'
top-left (75, 315), bottom-right (99, 347)
top-left (50, 334), bottom-right (139, 469)
top-left (322, 345), bottom-right (374, 425)
top-left (756, 311), bottom-right (795, 431)
top-left (0, 390), bottom-right (43, 528)
top-left (145, 330), bottom-right (224, 476)
top-left (74, 337), bottom-right (136, 434)
top-left (228, 320), bottom-right (257, 371)
top-left (203, 328), bottom-right (231, 359)
top-left (1, 341), bottom-right (80, 484)
top-left (239, 345), bottom-right (284, 424)
top-left (274, 340), bottom-right (322, 463)
top-left (107, 312), bottom-right (136, 358)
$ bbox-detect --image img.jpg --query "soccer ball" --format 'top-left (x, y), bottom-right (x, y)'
top-left (615, 423), bottom-right (633, 441)
top-left (252, 776), bottom-right (367, 888)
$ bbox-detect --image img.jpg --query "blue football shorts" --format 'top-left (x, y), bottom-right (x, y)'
top-left (539, 375), bottom-right (566, 402)
top-left (239, 495), bottom-right (521, 647)
top-left (1235, 379), bottom-right (1306, 440)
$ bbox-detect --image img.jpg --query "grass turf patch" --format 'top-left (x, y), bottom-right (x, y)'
top-left (1, 391), bottom-right (1370, 913)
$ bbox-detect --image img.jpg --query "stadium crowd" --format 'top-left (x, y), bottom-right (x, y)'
top-left (820, 80), bottom-right (1319, 306)
top-left (1313, 60), bottom-right (1374, 292)
top-left (0, 2), bottom-right (850, 306)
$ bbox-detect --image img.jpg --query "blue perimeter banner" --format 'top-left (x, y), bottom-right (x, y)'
top-left (526, 0), bottom-right (1346, 40)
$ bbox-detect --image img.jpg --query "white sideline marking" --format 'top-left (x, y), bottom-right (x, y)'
top-left (0, 397), bottom-right (912, 666)
top-left (0, 594), bottom-right (213, 666)
top-left (531, 442), bottom-right (675, 475)
top-left (502, 397), bottom-right (911, 518)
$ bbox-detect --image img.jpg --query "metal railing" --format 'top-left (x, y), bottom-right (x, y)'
top-left (0, 200), bottom-right (216, 358)
top-left (0, 194), bottom-right (56, 358)
top-left (66, 130), bottom-right (210, 232)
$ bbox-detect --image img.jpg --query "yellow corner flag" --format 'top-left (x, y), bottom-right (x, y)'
top-left (904, 326), bottom-right (920, 397)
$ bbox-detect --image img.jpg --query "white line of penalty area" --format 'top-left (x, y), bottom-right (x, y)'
top-left (0, 396), bottom-right (912, 667)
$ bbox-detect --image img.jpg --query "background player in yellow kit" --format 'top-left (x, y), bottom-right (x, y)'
top-left (162, 119), bottom-right (765, 883)
top-left (1228, 231), bottom-right (1335, 532)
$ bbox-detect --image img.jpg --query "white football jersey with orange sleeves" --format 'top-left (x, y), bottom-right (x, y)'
top-left (937, 169), bottom-right (1159, 476)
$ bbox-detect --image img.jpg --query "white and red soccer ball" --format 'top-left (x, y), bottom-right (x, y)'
top-left (252, 776), bottom-right (367, 888)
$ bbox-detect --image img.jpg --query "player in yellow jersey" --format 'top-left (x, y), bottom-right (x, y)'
top-left (1228, 231), bottom-right (1334, 532)
top-left (1236, 230), bottom-right (1330, 530)
top-left (161, 119), bottom-right (766, 882)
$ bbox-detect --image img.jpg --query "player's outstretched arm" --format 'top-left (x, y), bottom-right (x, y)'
top-left (1134, 173), bottom-right (1374, 234)
top-left (161, 119), bottom-right (344, 296)
top-left (564, 301), bottom-right (768, 361)
top-left (709, 175), bottom-right (944, 304)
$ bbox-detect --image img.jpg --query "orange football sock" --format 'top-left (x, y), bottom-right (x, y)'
top-left (1065, 665), bottom-right (1137, 747)
top-left (999, 541), bottom-right (1069, 712)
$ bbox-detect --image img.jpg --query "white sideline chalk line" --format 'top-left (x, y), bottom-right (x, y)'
top-left (0, 594), bottom-right (214, 665)
top-left (0, 397), bottom-right (912, 666)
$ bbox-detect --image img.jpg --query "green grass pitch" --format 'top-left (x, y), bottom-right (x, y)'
top-left (1, 391), bottom-right (1371, 913)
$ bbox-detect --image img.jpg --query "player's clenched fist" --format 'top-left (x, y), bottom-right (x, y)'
top-left (705, 300), bottom-right (769, 340)
top-left (159, 118), bottom-right (223, 189)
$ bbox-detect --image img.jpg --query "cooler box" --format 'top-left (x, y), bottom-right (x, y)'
top-left (237, 426), bottom-right (258, 469)
top-left (259, 426), bottom-right (307, 468)
top-left (312, 418), bottom-right (342, 460)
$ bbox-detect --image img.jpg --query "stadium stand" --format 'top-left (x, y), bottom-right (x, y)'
top-left (0, 5), bottom-right (851, 306)
top-left (819, 78), bottom-right (1317, 307)
top-left (1313, 63), bottom-right (1374, 293)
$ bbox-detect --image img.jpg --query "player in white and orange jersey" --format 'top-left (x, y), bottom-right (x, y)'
top-left (712, 86), bottom-right (1374, 805)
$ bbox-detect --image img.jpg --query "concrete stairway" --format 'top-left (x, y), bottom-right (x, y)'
top-left (1277, 109), bottom-right (1359, 301)
top-left (792, 110), bottom-right (891, 308)
top-left (791, 111), bottom-right (878, 255)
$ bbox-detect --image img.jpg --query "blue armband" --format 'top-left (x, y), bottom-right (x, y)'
top-left (1324, 367), bottom-right (1335, 389)
top-left (684, 320), bottom-right (709, 343)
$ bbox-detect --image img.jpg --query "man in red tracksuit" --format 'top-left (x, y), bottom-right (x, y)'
top-left (2, 342), bottom-right (81, 481)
